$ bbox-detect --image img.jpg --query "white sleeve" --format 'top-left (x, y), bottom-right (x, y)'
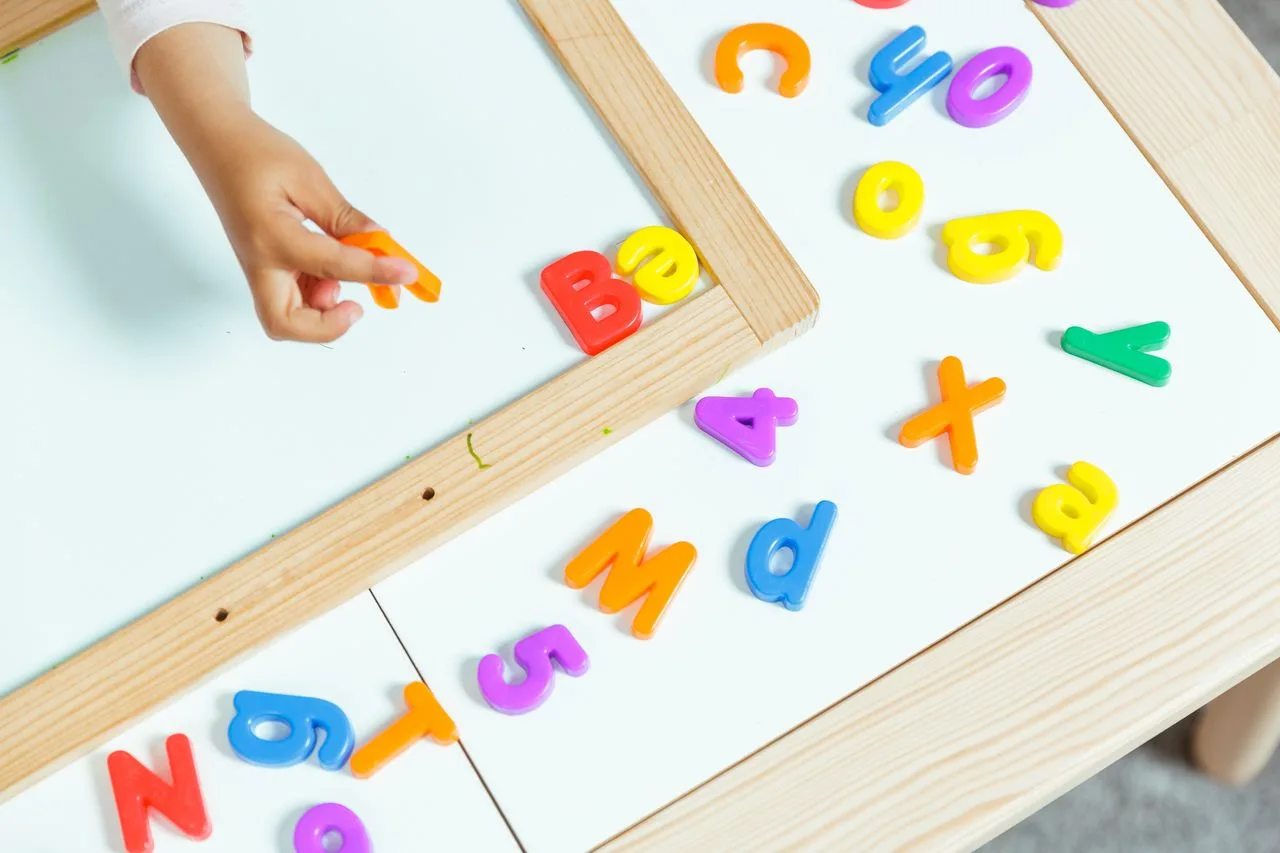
top-left (96, 0), bottom-right (253, 93)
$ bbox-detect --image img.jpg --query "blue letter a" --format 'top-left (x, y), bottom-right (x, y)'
top-left (745, 501), bottom-right (838, 611)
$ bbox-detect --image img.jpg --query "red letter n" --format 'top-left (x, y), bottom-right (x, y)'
top-left (107, 734), bottom-right (211, 853)
top-left (565, 509), bottom-right (696, 639)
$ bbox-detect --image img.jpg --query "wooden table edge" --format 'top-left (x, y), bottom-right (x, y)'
top-left (602, 432), bottom-right (1280, 852)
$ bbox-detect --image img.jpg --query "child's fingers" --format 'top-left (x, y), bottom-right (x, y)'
top-left (280, 227), bottom-right (418, 286)
top-left (283, 301), bottom-right (362, 344)
top-left (291, 166), bottom-right (379, 240)
top-left (252, 269), bottom-right (362, 344)
top-left (301, 278), bottom-right (343, 311)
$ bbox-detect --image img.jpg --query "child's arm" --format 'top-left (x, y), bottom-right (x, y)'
top-left (105, 13), bottom-right (417, 342)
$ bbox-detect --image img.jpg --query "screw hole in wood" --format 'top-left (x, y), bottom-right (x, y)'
top-left (422, 487), bottom-right (436, 501)
top-left (214, 608), bottom-right (229, 623)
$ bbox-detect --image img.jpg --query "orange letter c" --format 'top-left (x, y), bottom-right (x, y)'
top-left (715, 23), bottom-right (811, 99)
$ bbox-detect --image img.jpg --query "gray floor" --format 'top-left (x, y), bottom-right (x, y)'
top-left (984, 2), bottom-right (1280, 851)
top-left (1224, 0), bottom-right (1280, 68)
top-left (982, 718), bottom-right (1280, 853)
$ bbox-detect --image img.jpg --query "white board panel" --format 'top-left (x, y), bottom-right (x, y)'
top-left (0, 0), bottom-right (687, 697)
top-left (372, 1), bottom-right (1280, 851)
top-left (0, 595), bottom-right (518, 851)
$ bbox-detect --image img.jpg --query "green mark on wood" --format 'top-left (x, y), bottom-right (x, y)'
top-left (1, 50), bottom-right (19, 65)
top-left (602, 427), bottom-right (613, 436)
top-left (1061, 322), bottom-right (1171, 387)
top-left (466, 433), bottom-right (492, 470)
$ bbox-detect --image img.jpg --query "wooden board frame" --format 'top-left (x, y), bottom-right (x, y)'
top-left (0, 0), bottom-right (820, 800)
top-left (1, 0), bottom-right (1278, 849)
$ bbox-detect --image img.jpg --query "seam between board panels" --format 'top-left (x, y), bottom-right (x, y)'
top-left (0, 288), bottom-right (760, 803)
top-left (367, 590), bottom-right (530, 853)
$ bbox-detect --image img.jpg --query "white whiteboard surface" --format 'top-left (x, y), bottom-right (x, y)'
top-left (0, 0), bottom-right (687, 697)
top-left (0, 595), bottom-right (518, 851)
top-left (372, 1), bottom-right (1280, 851)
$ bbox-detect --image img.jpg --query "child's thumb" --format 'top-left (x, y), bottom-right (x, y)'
top-left (299, 170), bottom-right (379, 239)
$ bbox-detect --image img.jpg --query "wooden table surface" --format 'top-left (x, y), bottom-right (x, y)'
top-left (2, 1), bottom-right (1278, 850)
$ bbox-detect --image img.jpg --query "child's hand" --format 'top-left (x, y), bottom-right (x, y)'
top-left (198, 112), bottom-right (419, 342)
top-left (135, 23), bottom-right (416, 343)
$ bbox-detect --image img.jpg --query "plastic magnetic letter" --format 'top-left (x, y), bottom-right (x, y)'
top-left (540, 250), bottom-right (643, 356)
top-left (715, 23), bottom-right (811, 98)
top-left (348, 682), bottom-right (458, 779)
top-left (108, 734), bottom-right (211, 853)
top-left (853, 161), bottom-right (925, 239)
top-left (477, 625), bottom-right (590, 715)
top-left (898, 356), bottom-right (1005, 475)
top-left (616, 225), bottom-right (699, 305)
top-left (340, 230), bottom-right (442, 309)
top-left (1031, 0), bottom-right (1078, 6)
top-left (947, 47), bottom-right (1033, 128)
top-left (694, 388), bottom-right (799, 467)
top-left (868, 26), bottom-right (953, 126)
top-left (941, 210), bottom-right (1063, 284)
top-left (745, 501), bottom-right (839, 611)
top-left (565, 508), bottom-right (697, 640)
top-left (855, 0), bottom-right (912, 7)
top-left (1032, 461), bottom-right (1118, 554)
top-left (293, 803), bottom-right (371, 853)
top-left (1061, 322), bottom-right (1171, 387)
top-left (227, 690), bottom-right (355, 770)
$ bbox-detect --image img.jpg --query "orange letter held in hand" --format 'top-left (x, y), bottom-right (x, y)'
top-left (340, 231), bottom-right (442, 309)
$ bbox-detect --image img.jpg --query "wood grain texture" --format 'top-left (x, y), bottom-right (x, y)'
top-left (0, 288), bottom-right (759, 801)
top-left (603, 435), bottom-right (1280, 852)
top-left (1031, 0), bottom-right (1280, 326)
top-left (518, 0), bottom-right (820, 346)
top-left (0, 0), bottom-right (90, 56)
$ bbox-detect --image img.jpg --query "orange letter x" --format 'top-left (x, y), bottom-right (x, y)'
top-left (898, 356), bottom-right (1006, 475)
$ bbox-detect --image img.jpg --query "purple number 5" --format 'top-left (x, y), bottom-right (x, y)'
top-left (477, 625), bottom-right (590, 715)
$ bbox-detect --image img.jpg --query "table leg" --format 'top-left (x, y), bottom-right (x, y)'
top-left (1191, 659), bottom-right (1280, 785)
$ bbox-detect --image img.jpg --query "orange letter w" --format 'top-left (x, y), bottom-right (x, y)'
top-left (564, 509), bottom-right (696, 640)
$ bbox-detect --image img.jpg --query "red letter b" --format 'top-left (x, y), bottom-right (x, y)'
top-left (541, 250), bottom-right (642, 356)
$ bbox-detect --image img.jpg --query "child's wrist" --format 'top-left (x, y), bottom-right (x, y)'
top-left (135, 23), bottom-right (253, 165)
